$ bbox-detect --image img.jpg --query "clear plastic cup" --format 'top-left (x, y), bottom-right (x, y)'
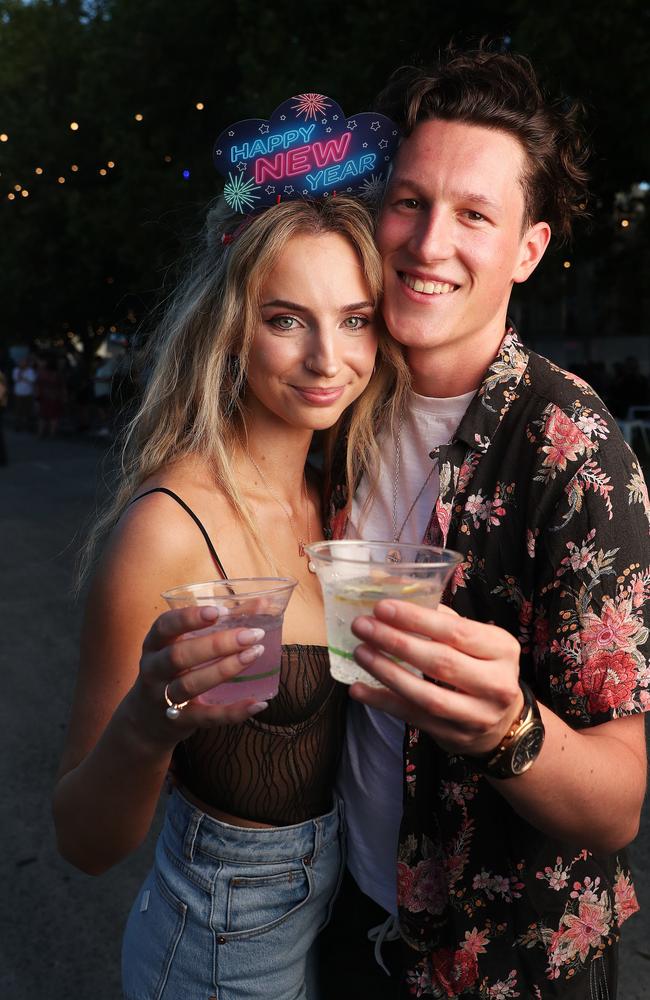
top-left (162, 577), bottom-right (297, 704)
top-left (305, 541), bottom-right (461, 686)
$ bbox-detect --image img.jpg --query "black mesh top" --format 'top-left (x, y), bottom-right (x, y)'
top-left (174, 644), bottom-right (346, 824)
top-left (130, 487), bottom-right (347, 825)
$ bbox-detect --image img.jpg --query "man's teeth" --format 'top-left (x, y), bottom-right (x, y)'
top-left (401, 273), bottom-right (456, 295)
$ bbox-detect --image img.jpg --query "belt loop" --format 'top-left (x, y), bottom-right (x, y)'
top-left (183, 808), bottom-right (202, 862)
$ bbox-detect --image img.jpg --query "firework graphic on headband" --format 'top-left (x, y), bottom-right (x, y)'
top-left (214, 93), bottom-right (400, 213)
top-left (291, 93), bottom-right (333, 121)
top-left (222, 173), bottom-right (262, 213)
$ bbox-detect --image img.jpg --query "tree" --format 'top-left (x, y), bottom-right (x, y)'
top-left (0, 0), bottom-right (648, 356)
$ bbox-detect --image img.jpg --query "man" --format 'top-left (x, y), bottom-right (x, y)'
top-left (323, 48), bottom-right (649, 999)
top-left (12, 353), bottom-right (37, 431)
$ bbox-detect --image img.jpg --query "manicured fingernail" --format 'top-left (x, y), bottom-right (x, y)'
top-left (238, 627), bottom-right (265, 645)
top-left (201, 605), bottom-right (227, 622)
top-left (239, 644), bottom-right (264, 664)
top-left (352, 616), bottom-right (374, 638)
top-left (247, 701), bottom-right (268, 716)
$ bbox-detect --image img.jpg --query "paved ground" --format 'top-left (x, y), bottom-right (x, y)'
top-left (1, 428), bottom-right (649, 999)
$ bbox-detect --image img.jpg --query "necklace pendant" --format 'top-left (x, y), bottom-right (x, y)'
top-left (386, 547), bottom-right (402, 564)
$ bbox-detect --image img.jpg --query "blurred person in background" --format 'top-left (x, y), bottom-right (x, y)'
top-left (0, 369), bottom-right (8, 465)
top-left (12, 353), bottom-right (37, 431)
top-left (36, 355), bottom-right (68, 438)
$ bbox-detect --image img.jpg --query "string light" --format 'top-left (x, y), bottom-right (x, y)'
top-left (1, 111), bottom-right (198, 202)
top-left (621, 219), bottom-right (630, 228)
top-left (21, 189), bottom-right (29, 198)
top-left (195, 102), bottom-right (205, 111)
top-left (563, 261), bottom-right (571, 269)
top-left (7, 192), bottom-right (15, 200)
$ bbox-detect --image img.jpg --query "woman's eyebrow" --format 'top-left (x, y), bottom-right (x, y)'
top-left (341, 300), bottom-right (374, 312)
top-left (260, 299), bottom-right (308, 310)
top-left (261, 299), bottom-right (374, 311)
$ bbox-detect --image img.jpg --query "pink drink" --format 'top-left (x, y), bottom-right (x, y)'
top-left (197, 613), bottom-right (283, 705)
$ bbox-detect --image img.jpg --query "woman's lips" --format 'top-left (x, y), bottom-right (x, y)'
top-left (291, 385), bottom-right (346, 405)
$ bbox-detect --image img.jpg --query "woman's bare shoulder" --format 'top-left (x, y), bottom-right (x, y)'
top-left (97, 462), bottom-right (230, 592)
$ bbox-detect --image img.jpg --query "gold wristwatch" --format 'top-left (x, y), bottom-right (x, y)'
top-left (473, 682), bottom-right (545, 779)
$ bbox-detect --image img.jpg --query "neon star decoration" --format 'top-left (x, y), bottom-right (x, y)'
top-left (291, 93), bottom-right (332, 121)
top-left (214, 95), bottom-right (400, 211)
top-left (223, 172), bottom-right (261, 212)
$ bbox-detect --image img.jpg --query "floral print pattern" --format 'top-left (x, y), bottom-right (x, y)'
top-left (327, 328), bottom-right (649, 998)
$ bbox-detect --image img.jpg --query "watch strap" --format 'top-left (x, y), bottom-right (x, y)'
top-left (472, 682), bottom-right (543, 779)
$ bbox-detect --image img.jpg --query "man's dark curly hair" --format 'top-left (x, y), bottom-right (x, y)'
top-left (376, 47), bottom-right (590, 244)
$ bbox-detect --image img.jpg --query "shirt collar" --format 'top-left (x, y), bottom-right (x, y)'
top-left (449, 323), bottom-right (530, 453)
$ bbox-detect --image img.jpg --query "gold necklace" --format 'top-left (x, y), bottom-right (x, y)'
top-left (247, 454), bottom-right (316, 573)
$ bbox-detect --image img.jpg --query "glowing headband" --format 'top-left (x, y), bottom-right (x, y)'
top-left (213, 93), bottom-right (400, 214)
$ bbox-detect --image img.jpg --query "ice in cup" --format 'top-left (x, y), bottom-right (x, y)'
top-left (162, 577), bottom-right (297, 704)
top-left (305, 541), bottom-right (462, 686)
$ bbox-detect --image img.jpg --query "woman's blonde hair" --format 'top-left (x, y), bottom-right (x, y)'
top-left (78, 195), bottom-right (409, 585)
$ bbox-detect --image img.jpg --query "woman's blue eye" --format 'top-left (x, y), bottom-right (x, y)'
top-left (271, 316), bottom-right (297, 330)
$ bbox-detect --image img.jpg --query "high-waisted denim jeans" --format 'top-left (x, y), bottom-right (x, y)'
top-left (122, 788), bottom-right (345, 1000)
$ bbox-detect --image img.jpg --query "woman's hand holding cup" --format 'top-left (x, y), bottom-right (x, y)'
top-left (129, 604), bottom-right (268, 747)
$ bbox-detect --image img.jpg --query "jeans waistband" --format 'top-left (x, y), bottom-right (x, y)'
top-left (165, 787), bottom-right (344, 866)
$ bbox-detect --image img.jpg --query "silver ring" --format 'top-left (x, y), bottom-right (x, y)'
top-left (164, 683), bottom-right (189, 720)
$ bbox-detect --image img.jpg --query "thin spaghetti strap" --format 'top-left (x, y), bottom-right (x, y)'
top-left (129, 487), bottom-right (229, 579)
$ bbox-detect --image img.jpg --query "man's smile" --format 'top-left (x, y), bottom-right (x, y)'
top-left (398, 271), bottom-right (459, 296)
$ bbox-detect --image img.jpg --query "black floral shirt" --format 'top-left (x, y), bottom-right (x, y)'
top-left (329, 328), bottom-right (650, 999)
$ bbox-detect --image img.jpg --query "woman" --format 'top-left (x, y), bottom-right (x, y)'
top-left (36, 355), bottom-right (67, 437)
top-left (53, 195), bottom-right (408, 1000)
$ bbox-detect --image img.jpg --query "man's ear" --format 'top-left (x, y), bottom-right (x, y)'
top-left (513, 221), bottom-right (551, 285)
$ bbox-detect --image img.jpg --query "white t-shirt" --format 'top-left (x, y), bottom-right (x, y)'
top-left (339, 387), bottom-right (475, 914)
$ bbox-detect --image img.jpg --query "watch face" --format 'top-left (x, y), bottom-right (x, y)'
top-left (511, 725), bottom-right (545, 775)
